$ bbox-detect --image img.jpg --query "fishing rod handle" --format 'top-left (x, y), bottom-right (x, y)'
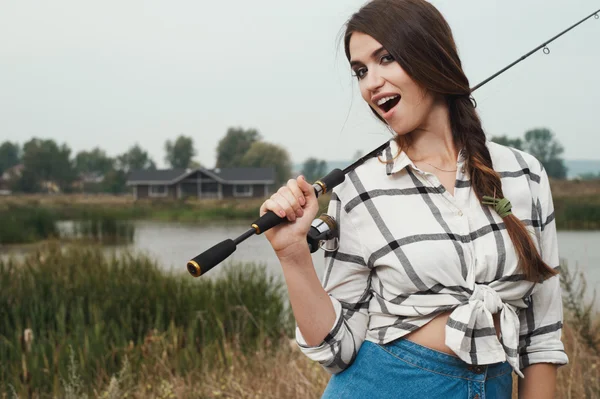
top-left (187, 239), bottom-right (237, 277)
top-left (250, 168), bottom-right (345, 235)
top-left (186, 168), bottom-right (345, 277)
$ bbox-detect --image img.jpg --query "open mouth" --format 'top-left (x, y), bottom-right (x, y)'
top-left (376, 94), bottom-right (401, 114)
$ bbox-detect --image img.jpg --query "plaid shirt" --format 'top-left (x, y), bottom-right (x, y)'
top-left (296, 139), bottom-right (568, 377)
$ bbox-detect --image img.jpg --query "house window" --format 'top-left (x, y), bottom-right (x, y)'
top-left (234, 184), bottom-right (253, 197)
top-left (149, 185), bottom-right (168, 197)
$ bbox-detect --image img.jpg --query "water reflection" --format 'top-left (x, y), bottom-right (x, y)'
top-left (2, 220), bottom-right (598, 305)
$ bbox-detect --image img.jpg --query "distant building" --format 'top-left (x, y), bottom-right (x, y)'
top-left (0, 164), bottom-right (24, 195)
top-left (126, 167), bottom-right (275, 200)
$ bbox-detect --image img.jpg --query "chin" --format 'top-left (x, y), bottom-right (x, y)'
top-left (387, 122), bottom-right (411, 137)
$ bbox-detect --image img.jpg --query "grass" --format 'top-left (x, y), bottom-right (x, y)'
top-left (0, 195), bottom-right (335, 245)
top-left (0, 206), bottom-right (136, 245)
top-left (0, 205), bottom-right (59, 244)
top-left (0, 245), bottom-right (292, 397)
top-left (0, 245), bottom-right (598, 398)
top-left (554, 196), bottom-right (600, 230)
top-left (2, 181), bottom-right (600, 232)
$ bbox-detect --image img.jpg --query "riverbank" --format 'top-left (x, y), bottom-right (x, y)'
top-left (0, 244), bottom-right (598, 398)
top-left (0, 179), bottom-right (599, 246)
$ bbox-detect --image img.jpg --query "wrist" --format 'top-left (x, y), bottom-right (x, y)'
top-left (275, 241), bottom-right (311, 264)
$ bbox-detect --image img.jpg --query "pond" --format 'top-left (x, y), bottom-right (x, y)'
top-left (3, 220), bottom-right (598, 306)
top-left (126, 221), bottom-right (600, 305)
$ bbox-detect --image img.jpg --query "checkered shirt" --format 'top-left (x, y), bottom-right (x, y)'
top-left (296, 139), bottom-right (568, 378)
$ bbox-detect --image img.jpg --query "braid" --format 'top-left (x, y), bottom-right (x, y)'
top-left (449, 96), bottom-right (557, 282)
top-left (343, 0), bottom-right (557, 282)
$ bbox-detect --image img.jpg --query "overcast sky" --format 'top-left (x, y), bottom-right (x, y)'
top-left (1, 0), bottom-right (599, 168)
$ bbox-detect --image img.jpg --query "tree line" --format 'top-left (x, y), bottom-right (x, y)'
top-left (0, 128), bottom-right (299, 193)
top-left (490, 128), bottom-right (568, 179)
top-left (0, 126), bottom-right (578, 194)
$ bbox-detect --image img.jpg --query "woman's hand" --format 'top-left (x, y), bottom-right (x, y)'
top-left (260, 175), bottom-right (320, 258)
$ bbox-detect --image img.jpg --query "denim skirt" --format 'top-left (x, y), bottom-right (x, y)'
top-left (321, 339), bottom-right (513, 399)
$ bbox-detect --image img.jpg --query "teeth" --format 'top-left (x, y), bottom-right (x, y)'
top-left (376, 95), bottom-right (399, 106)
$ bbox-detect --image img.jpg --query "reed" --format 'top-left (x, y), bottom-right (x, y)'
top-left (0, 205), bottom-right (59, 244)
top-left (1, 246), bottom-right (598, 398)
top-left (554, 196), bottom-right (600, 230)
top-left (68, 214), bottom-right (135, 244)
top-left (0, 245), bottom-right (292, 397)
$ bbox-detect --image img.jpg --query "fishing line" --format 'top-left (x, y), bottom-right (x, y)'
top-left (471, 8), bottom-right (600, 91)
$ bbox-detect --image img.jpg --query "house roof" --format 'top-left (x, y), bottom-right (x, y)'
top-left (128, 169), bottom-right (188, 183)
top-left (126, 167), bottom-right (275, 185)
top-left (211, 167), bottom-right (275, 182)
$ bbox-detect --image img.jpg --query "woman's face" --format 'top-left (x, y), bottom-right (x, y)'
top-left (348, 32), bottom-right (436, 135)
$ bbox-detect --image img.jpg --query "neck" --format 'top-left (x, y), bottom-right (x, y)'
top-left (404, 99), bottom-right (458, 166)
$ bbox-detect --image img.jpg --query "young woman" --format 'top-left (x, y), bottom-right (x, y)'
top-left (260, 0), bottom-right (568, 397)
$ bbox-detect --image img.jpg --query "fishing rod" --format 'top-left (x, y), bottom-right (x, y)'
top-left (186, 7), bottom-right (600, 278)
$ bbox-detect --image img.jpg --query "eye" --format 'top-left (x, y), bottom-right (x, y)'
top-left (353, 67), bottom-right (367, 80)
top-left (380, 53), bottom-right (394, 63)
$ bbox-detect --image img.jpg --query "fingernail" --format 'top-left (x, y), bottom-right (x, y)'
top-left (297, 208), bottom-right (304, 217)
top-left (298, 196), bottom-right (305, 206)
top-left (299, 175), bottom-right (305, 181)
top-left (279, 210), bottom-right (286, 218)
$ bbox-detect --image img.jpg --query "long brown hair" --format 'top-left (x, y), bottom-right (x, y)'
top-left (344, 0), bottom-right (556, 282)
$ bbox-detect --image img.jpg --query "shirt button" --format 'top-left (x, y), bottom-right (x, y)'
top-left (474, 395), bottom-right (480, 399)
top-left (458, 210), bottom-right (463, 216)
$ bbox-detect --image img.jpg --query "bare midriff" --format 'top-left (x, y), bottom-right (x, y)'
top-left (403, 310), bottom-right (502, 357)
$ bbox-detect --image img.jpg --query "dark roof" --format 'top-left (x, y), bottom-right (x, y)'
top-left (127, 167), bottom-right (275, 184)
top-left (211, 167), bottom-right (275, 182)
top-left (128, 169), bottom-right (187, 182)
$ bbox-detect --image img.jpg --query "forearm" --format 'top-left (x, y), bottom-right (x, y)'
top-left (518, 363), bottom-right (558, 399)
top-left (278, 242), bottom-right (336, 347)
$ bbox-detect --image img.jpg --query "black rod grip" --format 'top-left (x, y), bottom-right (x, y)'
top-left (187, 239), bottom-right (236, 277)
top-left (315, 168), bottom-right (345, 195)
top-left (251, 210), bottom-right (284, 235)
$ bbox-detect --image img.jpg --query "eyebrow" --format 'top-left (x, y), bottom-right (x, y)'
top-left (350, 46), bottom-right (386, 68)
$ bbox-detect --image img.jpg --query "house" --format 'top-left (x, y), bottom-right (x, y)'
top-left (126, 167), bottom-right (275, 200)
top-left (0, 164), bottom-right (24, 195)
top-left (72, 172), bottom-right (105, 192)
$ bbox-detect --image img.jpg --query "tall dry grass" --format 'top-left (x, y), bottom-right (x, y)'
top-left (1, 246), bottom-right (598, 398)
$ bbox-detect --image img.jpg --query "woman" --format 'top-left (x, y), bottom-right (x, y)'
top-left (260, 0), bottom-right (568, 397)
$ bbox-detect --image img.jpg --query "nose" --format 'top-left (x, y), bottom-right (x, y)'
top-left (363, 68), bottom-right (384, 93)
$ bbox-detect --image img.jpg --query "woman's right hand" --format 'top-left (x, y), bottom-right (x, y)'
top-left (260, 175), bottom-right (320, 258)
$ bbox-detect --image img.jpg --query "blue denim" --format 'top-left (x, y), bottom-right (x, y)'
top-left (322, 339), bottom-right (513, 399)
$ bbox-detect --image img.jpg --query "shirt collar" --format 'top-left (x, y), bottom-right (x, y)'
top-left (383, 138), bottom-right (467, 176)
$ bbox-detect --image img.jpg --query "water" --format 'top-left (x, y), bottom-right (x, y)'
top-left (120, 220), bottom-right (327, 277)
top-left (127, 222), bottom-right (599, 300)
top-left (2, 221), bottom-right (599, 305)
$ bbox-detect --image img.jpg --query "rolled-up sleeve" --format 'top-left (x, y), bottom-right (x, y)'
top-left (518, 167), bottom-right (569, 369)
top-left (295, 191), bottom-right (372, 374)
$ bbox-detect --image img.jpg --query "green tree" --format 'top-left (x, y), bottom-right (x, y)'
top-left (240, 142), bottom-right (292, 186)
top-left (216, 127), bottom-right (261, 168)
top-left (19, 138), bottom-right (76, 192)
top-left (577, 172), bottom-right (600, 180)
top-left (74, 148), bottom-right (114, 175)
top-left (301, 158), bottom-right (327, 183)
top-left (490, 135), bottom-right (523, 150)
top-left (165, 135), bottom-right (196, 169)
top-left (11, 168), bottom-right (38, 193)
top-left (117, 144), bottom-right (156, 172)
top-left (0, 141), bottom-right (21, 176)
top-left (101, 168), bottom-right (128, 193)
top-left (523, 128), bottom-right (568, 179)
